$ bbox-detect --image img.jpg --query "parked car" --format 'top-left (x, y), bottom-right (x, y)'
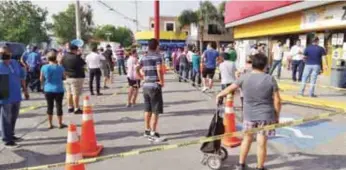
top-left (0, 41), bottom-right (26, 61)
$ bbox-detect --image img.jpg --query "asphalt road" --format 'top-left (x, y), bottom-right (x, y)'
top-left (0, 71), bottom-right (346, 170)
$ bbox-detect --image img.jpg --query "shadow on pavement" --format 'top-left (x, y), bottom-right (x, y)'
top-left (0, 149), bottom-right (65, 170)
top-left (163, 129), bottom-right (207, 141)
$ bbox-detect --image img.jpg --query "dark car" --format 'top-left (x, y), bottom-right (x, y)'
top-left (0, 41), bottom-right (26, 61)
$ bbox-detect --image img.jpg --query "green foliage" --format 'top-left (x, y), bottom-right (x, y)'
top-left (177, 10), bottom-right (199, 29)
top-left (93, 25), bottom-right (134, 47)
top-left (177, 1), bottom-right (226, 32)
top-left (0, 1), bottom-right (50, 44)
top-left (52, 3), bottom-right (94, 44)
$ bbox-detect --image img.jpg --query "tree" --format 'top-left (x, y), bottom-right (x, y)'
top-left (0, 1), bottom-right (50, 44)
top-left (52, 3), bottom-right (93, 44)
top-left (93, 25), bottom-right (134, 47)
top-left (178, 1), bottom-right (225, 50)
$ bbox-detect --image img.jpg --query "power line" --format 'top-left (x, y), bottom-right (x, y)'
top-left (97, 0), bottom-right (149, 30)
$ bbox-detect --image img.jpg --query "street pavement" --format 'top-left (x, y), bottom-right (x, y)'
top-left (0, 70), bottom-right (346, 170)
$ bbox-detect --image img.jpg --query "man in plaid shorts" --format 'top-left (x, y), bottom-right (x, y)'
top-left (217, 53), bottom-right (282, 170)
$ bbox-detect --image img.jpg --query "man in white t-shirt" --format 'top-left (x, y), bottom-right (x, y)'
top-left (269, 41), bottom-right (284, 79)
top-left (186, 46), bottom-right (194, 80)
top-left (290, 39), bottom-right (305, 82)
top-left (219, 55), bottom-right (237, 90)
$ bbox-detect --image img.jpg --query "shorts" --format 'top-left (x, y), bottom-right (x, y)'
top-left (127, 78), bottom-right (140, 88)
top-left (143, 86), bottom-right (163, 114)
top-left (64, 78), bottom-right (84, 96)
top-left (202, 68), bottom-right (215, 79)
top-left (243, 120), bottom-right (276, 136)
top-left (102, 67), bottom-right (111, 78)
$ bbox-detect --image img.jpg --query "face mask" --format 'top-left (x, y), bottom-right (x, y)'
top-left (0, 54), bottom-right (11, 60)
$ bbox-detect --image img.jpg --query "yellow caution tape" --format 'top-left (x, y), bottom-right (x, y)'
top-left (15, 111), bottom-right (346, 170)
top-left (19, 103), bottom-right (46, 114)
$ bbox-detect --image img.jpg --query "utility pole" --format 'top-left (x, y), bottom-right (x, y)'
top-left (154, 0), bottom-right (160, 41)
top-left (135, 0), bottom-right (139, 32)
top-left (75, 0), bottom-right (82, 40)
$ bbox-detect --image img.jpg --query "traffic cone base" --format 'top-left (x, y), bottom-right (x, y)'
top-left (82, 145), bottom-right (103, 157)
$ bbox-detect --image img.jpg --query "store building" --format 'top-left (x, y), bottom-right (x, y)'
top-left (135, 16), bottom-right (188, 50)
top-left (225, 0), bottom-right (346, 79)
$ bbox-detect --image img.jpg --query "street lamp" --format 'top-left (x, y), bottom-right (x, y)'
top-left (105, 32), bottom-right (112, 42)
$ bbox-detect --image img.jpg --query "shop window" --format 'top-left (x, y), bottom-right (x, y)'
top-left (208, 24), bottom-right (221, 35)
top-left (165, 22), bottom-right (175, 32)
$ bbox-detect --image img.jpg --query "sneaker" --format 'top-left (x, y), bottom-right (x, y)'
top-left (104, 86), bottom-right (109, 89)
top-left (13, 136), bottom-right (24, 142)
top-left (309, 94), bottom-right (318, 98)
top-left (202, 87), bottom-right (208, 92)
top-left (91, 93), bottom-right (95, 96)
top-left (148, 132), bottom-right (165, 142)
top-left (74, 108), bottom-right (83, 114)
top-left (143, 130), bottom-right (151, 137)
top-left (96, 93), bottom-right (103, 96)
top-left (68, 108), bottom-right (74, 113)
top-left (235, 163), bottom-right (248, 170)
top-left (4, 141), bottom-right (20, 149)
top-left (256, 167), bottom-right (267, 170)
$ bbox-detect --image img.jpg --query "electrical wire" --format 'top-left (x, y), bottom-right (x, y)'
top-left (97, 0), bottom-right (149, 30)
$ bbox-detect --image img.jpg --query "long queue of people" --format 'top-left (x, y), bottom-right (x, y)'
top-left (0, 39), bottom-right (166, 148)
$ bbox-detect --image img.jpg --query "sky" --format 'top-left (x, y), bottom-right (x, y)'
top-left (32, 0), bottom-right (223, 32)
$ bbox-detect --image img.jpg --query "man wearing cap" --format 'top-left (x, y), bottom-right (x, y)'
top-left (299, 37), bottom-right (328, 97)
top-left (61, 44), bottom-right (86, 114)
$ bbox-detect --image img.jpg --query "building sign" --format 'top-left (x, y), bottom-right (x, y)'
top-left (301, 2), bottom-right (346, 30)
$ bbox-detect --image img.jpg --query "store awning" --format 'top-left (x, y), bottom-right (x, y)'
top-left (135, 31), bottom-right (187, 41)
top-left (224, 0), bottom-right (335, 28)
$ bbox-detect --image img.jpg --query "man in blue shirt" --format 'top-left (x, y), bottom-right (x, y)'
top-left (0, 46), bottom-right (29, 148)
top-left (201, 42), bottom-right (220, 92)
top-left (25, 46), bottom-right (42, 92)
top-left (299, 37), bottom-right (328, 97)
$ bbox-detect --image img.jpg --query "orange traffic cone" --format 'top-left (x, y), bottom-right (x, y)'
top-left (222, 93), bottom-right (242, 147)
top-left (65, 124), bottom-right (85, 170)
top-left (80, 96), bottom-right (103, 157)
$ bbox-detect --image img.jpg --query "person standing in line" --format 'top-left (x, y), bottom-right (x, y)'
top-left (99, 47), bottom-right (111, 89)
top-left (0, 46), bottom-right (29, 148)
top-left (201, 42), bottom-right (220, 92)
top-left (85, 46), bottom-right (104, 96)
top-left (217, 53), bottom-right (281, 170)
top-left (178, 47), bottom-right (189, 82)
top-left (172, 48), bottom-right (180, 73)
top-left (227, 41), bottom-right (238, 62)
top-left (40, 51), bottom-right (66, 129)
top-left (191, 49), bottom-right (202, 87)
top-left (290, 39), bottom-right (305, 82)
top-left (186, 46), bottom-right (194, 80)
top-left (61, 44), bottom-right (85, 114)
top-left (103, 44), bottom-right (114, 82)
top-left (136, 38), bottom-right (164, 142)
top-left (269, 41), bottom-right (284, 79)
top-left (25, 46), bottom-right (42, 92)
top-left (115, 45), bottom-right (127, 75)
top-left (219, 52), bottom-right (237, 90)
top-left (126, 49), bottom-right (140, 107)
top-left (299, 37), bottom-right (328, 97)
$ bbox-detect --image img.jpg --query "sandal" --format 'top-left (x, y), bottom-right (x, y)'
top-left (59, 124), bottom-right (68, 129)
top-left (48, 125), bottom-right (55, 129)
